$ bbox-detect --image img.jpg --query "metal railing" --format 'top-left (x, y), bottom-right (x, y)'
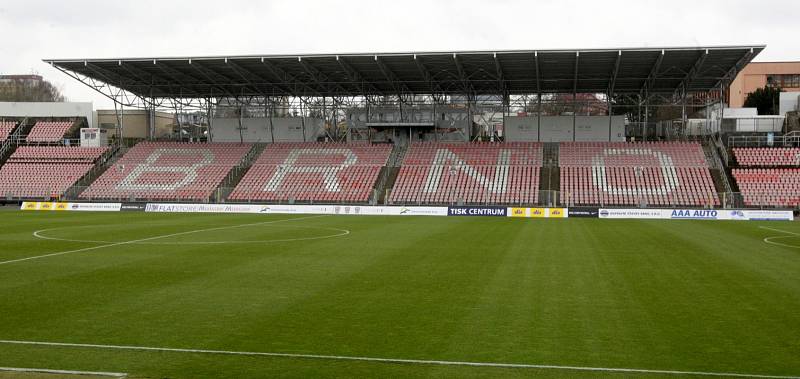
top-left (727, 133), bottom-right (800, 148)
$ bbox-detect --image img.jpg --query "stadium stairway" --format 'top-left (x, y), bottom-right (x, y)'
top-left (537, 143), bottom-right (560, 205)
top-left (0, 117), bottom-right (30, 166)
top-left (538, 166), bottom-right (560, 205)
top-left (218, 143), bottom-right (266, 201)
top-left (374, 144), bottom-right (406, 204)
top-left (65, 146), bottom-right (124, 199)
top-left (542, 142), bottom-right (559, 167)
top-left (702, 140), bottom-right (735, 199)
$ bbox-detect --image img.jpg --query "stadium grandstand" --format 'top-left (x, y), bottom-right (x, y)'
top-left (4, 42), bottom-right (800, 379)
top-left (3, 45), bottom-right (797, 211)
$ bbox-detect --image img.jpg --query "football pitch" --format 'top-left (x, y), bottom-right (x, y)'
top-left (1, 210), bottom-right (799, 378)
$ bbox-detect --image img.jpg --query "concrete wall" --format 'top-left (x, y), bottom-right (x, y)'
top-left (779, 92), bottom-right (800, 117)
top-left (722, 117), bottom-right (785, 133)
top-left (504, 115), bottom-right (624, 142)
top-left (723, 108), bottom-right (758, 117)
top-left (0, 101), bottom-right (93, 126)
top-left (503, 116), bottom-right (539, 141)
top-left (211, 117), bottom-right (322, 142)
top-left (95, 109), bottom-right (173, 139)
top-left (575, 116), bottom-right (625, 141)
top-left (539, 116), bottom-right (573, 142)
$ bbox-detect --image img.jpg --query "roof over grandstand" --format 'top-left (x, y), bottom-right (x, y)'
top-left (45, 45), bottom-right (764, 99)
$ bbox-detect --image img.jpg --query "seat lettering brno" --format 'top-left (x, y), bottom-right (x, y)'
top-left (116, 148), bottom-right (214, 191)
top-left (424, 148), bottom-right (511, 194)
top-left (264, 148), bottom-right (357, 192)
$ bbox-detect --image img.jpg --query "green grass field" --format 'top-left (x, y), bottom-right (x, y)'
top-left (1, 210), bottom-right (799, 378)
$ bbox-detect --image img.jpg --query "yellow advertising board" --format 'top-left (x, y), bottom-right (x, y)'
top-left (21, 201), bottom-right (69, 211)
top-left (509, 207), bottom-right (528, 217)
top-left (530, 208), bottom-right (547, 218)
top-left (505, 207), bottom-right (569, 218)
top-left (22, 202), bottom-right (39, 210)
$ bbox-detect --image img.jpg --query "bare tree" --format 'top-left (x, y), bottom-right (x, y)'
top-left (0, 76), bottom-right (65, 102)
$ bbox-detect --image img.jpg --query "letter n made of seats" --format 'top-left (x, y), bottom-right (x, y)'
top-left (424, 148), bottom-right (510, 194)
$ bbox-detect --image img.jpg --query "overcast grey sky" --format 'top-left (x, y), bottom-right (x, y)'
top-left (0, 0), bottom-right (797, 108)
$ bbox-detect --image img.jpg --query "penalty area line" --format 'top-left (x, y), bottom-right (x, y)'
top-left (0, 214), bottom-right (329, 266)
top-left (0, 339), bottom-right (796, 379)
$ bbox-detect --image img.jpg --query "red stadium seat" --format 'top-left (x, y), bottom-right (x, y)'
top-left (558, 142), bottom-right (718, 207)
top-left (388, 142), bottom-right (542, 205)
top-left (0, 146), bottom-right (108, 198)
top-left (26, 121), bottom-right (75, 142)
top-left (731, 147), bottom-right (800, 208)
top-left (228, 143), bottom-right (390, 203)
top-left (0, 121), bottom-right (18, 141)
top-left (732, 147), bottom-right (800, 167)
top-left (80, 142), bottom-right (252, 201)
top-left (732, 169), bottom-right (800, 208)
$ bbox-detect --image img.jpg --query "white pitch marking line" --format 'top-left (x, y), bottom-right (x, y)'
top-left (759, 226), bottom-right (800, 249)
top-left (0, 215), bottom-right (329, 266)
top-left (32, 224), bottom-right (350, 245)
top-left (0, 366), bottom-right (127, 378)
top-left (759, 226), bottom-right (800, 236)
top-left (0, 339), bottom-right (796, 379)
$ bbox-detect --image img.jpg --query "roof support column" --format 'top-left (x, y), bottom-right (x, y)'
top-left (467, 94), bottom-right (474, 142)
top-left (573, 51), bottom-right (579, 142)
top-left (148, 100), bottom-right (156, 140)
top-left (681, 88), bottom-right (687, 139)
top-left (206, 97), bottom-right (214, 143)
top-left (113, 99), bottom-right (124, 147)
top-left (299, 97), bottom-right (307, 142)
top-left (644, 95), bottom-right (649, 142)
top-left (237, 104), bottom-right (244, 144)
top-left (433, 96), bottom-right (438, 142)
top-left (573, 92), bottom-right (577, 142)
top-left (608, 94), bottom-right (613, 141)
top-left (637, 95), bottom-right (642, 142)
top-left (717, 83), bottom-right (724, 137)
top-left (266, 98), bottom-right (275, 143)
top-left (537, 93), bottom-right (542, 142)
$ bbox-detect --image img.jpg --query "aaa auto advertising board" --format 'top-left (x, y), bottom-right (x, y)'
top-left (664, 209), bottom-right (793, 221)
top-left (599, 208), bottom-right (794, 221)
